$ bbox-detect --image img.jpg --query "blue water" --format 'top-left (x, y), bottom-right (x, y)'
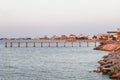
top-left (0, 41), bottom-right (116, 80)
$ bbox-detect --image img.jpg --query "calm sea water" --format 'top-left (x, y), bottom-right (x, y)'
top-left (0, 41), bottom-right (116, 80)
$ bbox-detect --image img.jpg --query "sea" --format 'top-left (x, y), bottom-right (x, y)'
top-left (0, 40), bottom-right (116, 80)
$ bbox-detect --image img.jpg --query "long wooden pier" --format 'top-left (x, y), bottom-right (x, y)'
top-left (3, 40), bottom-right (101, 48)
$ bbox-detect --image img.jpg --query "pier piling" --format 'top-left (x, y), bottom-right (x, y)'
top-left (95, 41), bottom-right (96, 47)
top-left (10, 42), bottom-right (12, 47)
top-left (26, 42), bottom-right (28, 48)
top-left (72, 42), bottom-right (73, 47)
top-left (33, 42), bottom-right (36, 47)
top-left (56, 42), bottom-right (58, 47)
top-left (48, 42), bottom-right (50, 47)
top-left (18, 42), bottom-right (20, 47)
top-left (5, 42), bottom-right (7, 48)
top-left (79, 42), bottom-right (81, 47)
top-left (87, 42), bottom-right (89, 47)
top-left (41, 42), bottom-right (43, 47)
top-left (64, 42), bottom-right (66, 47)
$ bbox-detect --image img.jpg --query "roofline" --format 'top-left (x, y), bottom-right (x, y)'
top-left (107, 31), bottom-right (117, 33)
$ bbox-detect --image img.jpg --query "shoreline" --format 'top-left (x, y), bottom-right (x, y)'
top-left (94, 40), bottom-right (120, 51)
top-left (94, 40), bottom-right (120, 79)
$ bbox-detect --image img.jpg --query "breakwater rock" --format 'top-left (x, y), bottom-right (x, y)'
top-left (94, 40), bottom-right (120, 51)
top-left (94, 47), bottom-right (120, 79)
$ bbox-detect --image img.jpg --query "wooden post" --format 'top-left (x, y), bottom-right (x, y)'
top-left (72, 42), bottom-right (73, 47)
top-left (48, 42), bottom-right (50, 47)
top-left (41, 42), bottom-right (43, 47)
top-left (87, 41), bottom-right (89, 47)
top-left (79, 42), bottom-right (81, 47)
top-left (33, 42), bottom-right (36, 47)
top-left (56, 42), bottom-right (58, 47)
top-left (64, 42), bottom-right (66, 47)
top-left (10, 42), bottom-right (12, 47)
top-left (5, 42), bottom-right (7, 48)
top-left (18, 42), bottom-right (20, 47)
top-left (95, 41), bottom-right (96, 47)
top-left (26, 42), bottom-right (28, 48)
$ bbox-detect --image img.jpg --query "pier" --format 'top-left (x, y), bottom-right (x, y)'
top-left (3, 40), bottom-right (100, 48)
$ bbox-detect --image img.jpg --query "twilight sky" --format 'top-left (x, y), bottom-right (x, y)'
top-left (0, 0), bottom-right (120, 38)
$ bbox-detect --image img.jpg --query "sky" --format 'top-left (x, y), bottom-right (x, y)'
top-left (0, 0), bottom-right (120, 38)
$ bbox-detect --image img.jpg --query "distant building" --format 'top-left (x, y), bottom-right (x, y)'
top-left (107, 28), bottom-right (120, 40)
top-left (96, 34), bottom-right (108, 40)
top-left (60, 35), bottom-right (67, 40)
top-left (43, 35), bottom-right (49, 40)
top-left (32, 37), bottom-right (40, 40)
top-left (67, 34), bottom-right (76, 41)
top-left (78, 34), bottom-right (84, 38)
top-left (77, 34), bottom-right (88, 40)
top-left (51, 35), bottom-right (60, 40)
top-left (87, 35), bottom-right (93, 40)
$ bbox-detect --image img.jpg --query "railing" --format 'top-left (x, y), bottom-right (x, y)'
top-left (1, 40), bottom-right (102, 48)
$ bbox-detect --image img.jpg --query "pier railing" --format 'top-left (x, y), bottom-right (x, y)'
top-left (1, 40), bottom-right (102, 48)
